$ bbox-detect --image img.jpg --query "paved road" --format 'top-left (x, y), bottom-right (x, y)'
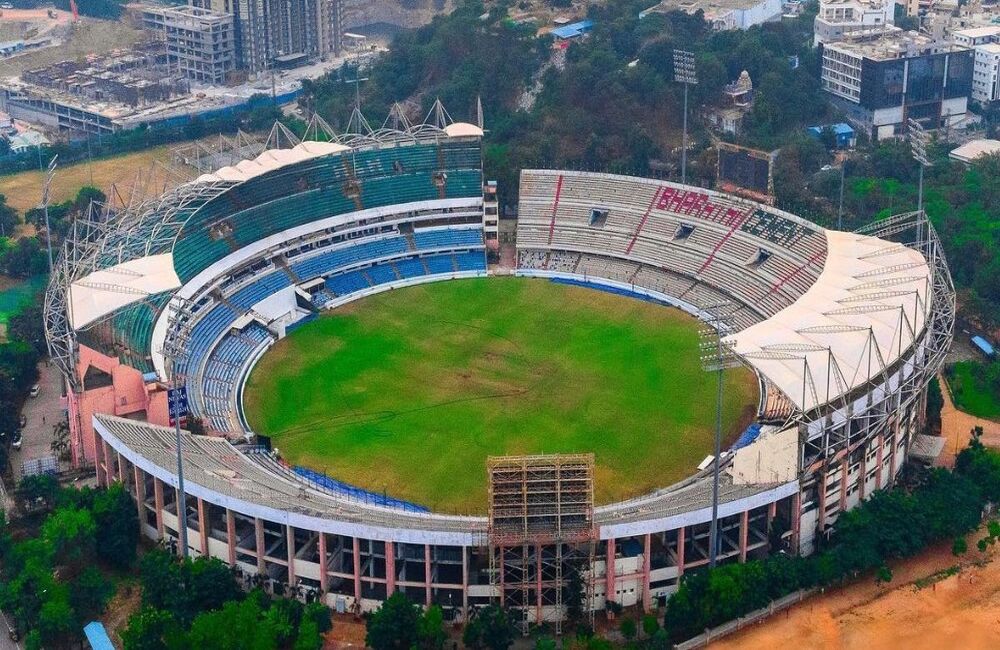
top-left (0, 610), bottom-right (20, 650)
top-left (10, 362), bottom-right (64, 482)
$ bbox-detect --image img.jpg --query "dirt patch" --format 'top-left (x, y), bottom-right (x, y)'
top-left (711, 536), bottom-right (1000, 650)
top-left (935, 372), bottom-right (1000, 468)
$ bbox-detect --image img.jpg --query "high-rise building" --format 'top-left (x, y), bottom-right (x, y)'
top-left (819, 29), bottom-right (973, 139)
top-left (191, 0), bottom-right (343, 74)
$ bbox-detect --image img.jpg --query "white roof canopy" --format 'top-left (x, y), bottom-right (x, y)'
top-left (68, 253), bottom-right (181, 329)
top-left (727, 230), bottom-right (930, 412)
top-left (194, 141), bottom-right (351, 184)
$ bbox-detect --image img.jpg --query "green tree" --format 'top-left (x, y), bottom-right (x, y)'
top-left (463, 604), bottom-right (514, 650)
top-left (952, 537), bottom-right (968, 556)
top-left (365, 592), bottom-right (421, 650)
top-left (70, 566), bottom-right (114, 621)
top-left (535, 636), bottom-right (558, 650)
top-left (293, 619), bottom-right (323, 650)
top-left (619, 616), bottom-right (637, 641)
top-left (121, 607), bottom-right (186, 650)
top-left (187, 597), bottom-right (279, 650)
top-left (303, 600), bottom-right (332, 633)
top-left (93, 483), bottom-right (140, 568)
top-left (641, 612), bottom-right (659, 637)
top-left (0, 194), bottom-right (17, 238)
top-left (419, 604), bottom-right (446, 650)
top-left (41, 506), bottom-right (97, 573)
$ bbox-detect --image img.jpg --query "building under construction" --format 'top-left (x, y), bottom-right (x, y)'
top-left (138, 5), bottom-right (236, 85)
top-left (488, 454), bottom-right (596, 634)
top-left (192, 0), bottom-right (344, 74)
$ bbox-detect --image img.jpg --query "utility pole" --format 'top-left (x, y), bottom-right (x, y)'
top-left (673, 49), bottom-right (698, 185)
top-left (41, 155), bottom-right (58, 275)
top-left (837, 156), bottom-right (846, 230)
top-left (345, 55), bottom-right (368, 112)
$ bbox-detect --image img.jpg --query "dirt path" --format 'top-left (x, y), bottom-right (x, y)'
top-left (936, 372), bottom-right (1000, 468)
top-left (711, 540), bottom-right (1000, 650)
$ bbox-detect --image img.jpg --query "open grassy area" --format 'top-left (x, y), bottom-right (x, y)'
top-left (0, 146), bottom-right (175, 216)
top-left (946, 361), bottom-right (1000, 421)
top-left (245, 277), bottom-right (758, 514)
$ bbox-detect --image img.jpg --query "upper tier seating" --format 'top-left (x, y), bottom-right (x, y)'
top-left (516, 171), bottom-right (828, 326)
top-left (173, 140), bottom-right (483, 283)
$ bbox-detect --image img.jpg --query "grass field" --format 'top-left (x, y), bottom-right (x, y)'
top-left (946, 361), bottom-right (1000, 421)
top-left (244, 277), bottom-right (758, 514)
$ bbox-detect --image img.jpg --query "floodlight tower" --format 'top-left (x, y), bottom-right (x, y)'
top-left (673, 49), bottom-right (698, 185)
top-left (699, 303), bottom-right (741, 568)
top-left (907, 117), bottom-right (932, 215)
top-left (41, 155), bottom-right (58, 275)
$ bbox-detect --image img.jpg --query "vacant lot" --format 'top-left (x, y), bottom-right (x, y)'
top-left (0, 15), bottom-right (143, 77)
top-left (245, 277), bottom-right (758, 514)
top-left (0, 146), bottom-right (176, 215)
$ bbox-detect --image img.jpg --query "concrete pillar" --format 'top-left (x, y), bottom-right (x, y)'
top-left (318, 533), bottom-right (329, 594)
top-left (739, 510), bottom-right (749, 563)
top-left (226, 509), bottom-right (236, 566)
top-left (424, 544), bottom-right (432, 607)
top-left (676, 527), bottom-right (685, 576)
top-left (859, 445), bottom-right (867, 500)
top-left (642, 534), bottom-right (652, 612)
top-left (461, 546), bottom-right (469, 621)
top-left (605, 538), bottom-right (616, 608)
top-left (385, 542), bottom-right (396, 596)
top-left (255, 518), bottom-right (266, 574)
top-left (352, 537), bottom-right (362, 603)
top-left (286, 525), bottom-right (296, 586)
top-left (153, 478), bottom-right (164, 538)
top-left (839, 458), bottom-right (849, 511)
top-left (197, 498), bottom-right (209, 556)
top-left (791, 492), bottom-right (802, 554)
top-left (116, 451), bottom-right (126, 483)
top-left (875, 431), bottom-right (885, 489)
top-left (133, 464), bottom-right (145, 526)
top-left (817, 469), bottom-right (827, 532)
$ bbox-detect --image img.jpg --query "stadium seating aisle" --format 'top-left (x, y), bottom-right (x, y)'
top-left (198, 323), bottom-right (273, 431)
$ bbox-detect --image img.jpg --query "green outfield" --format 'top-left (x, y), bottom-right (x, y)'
top-left (244, 277), bottom-right (758, 514)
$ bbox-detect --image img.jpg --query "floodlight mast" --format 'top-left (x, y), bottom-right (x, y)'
top-left (673, 50), bottom-right (698, 185)
top-left (907, 118), bottom-right (932, 251)
top-left (41, 155), bottom-right (58, 275)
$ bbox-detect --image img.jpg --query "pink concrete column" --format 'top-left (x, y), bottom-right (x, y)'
top-left (133, 465), bottom-right (145, 526)
top-left (676, 527), bottom-right (685, 576)
top-left (875, 432), bottom-right (885, 489)
top-left (255, 518), bottom-right (266, 573)
top-left (226, 509), bottom-right (236, 566)
top-left (767, 501), bottom-right (777, 527)
top-left (318, 533), bottom-right (329, 594)
top-left (153, 478), bottom-right (164, 538)
top-left (739, 510), bottom-right (749, 563)
top-left (605, 538), bottom-right (616, 608)
top-left (817, 469), bottom-right (827, 532)
top-left (791, 492), bottom-right (802, 554)
top-left (286, 525), bottom-right (296, 586)
top-left (197, 498), bottom-right (209, 556)
top-left (424, 544), bottom-right (432, 607)
top-left (385, 542), bottom-right (396, 595)
top-left (642, 534), bottom-right (652, 612)
top-left (352, 537), bottom-right (362, 603)
top-left (117, 451), bottom-right (126, 483)
top-left (839, 459), bottom-right (848, 511)
top-left (858, 447), bottom-right (867, 500)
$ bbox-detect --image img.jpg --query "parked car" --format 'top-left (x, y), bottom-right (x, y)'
top-left (12, 432), bottom-right (22, 450)
top-left (29, 383), bottom-right (39, 398)
top-left (18, 414), bottom-right (26, 428)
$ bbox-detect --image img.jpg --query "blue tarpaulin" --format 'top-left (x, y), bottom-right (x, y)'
top-left (972, 335), bottom-right (995, 357)
top-left (84, 622), bottom-right (114, 650)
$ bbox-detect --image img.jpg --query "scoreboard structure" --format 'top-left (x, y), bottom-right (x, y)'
top-left (717, 142), bottom-right (777, 205)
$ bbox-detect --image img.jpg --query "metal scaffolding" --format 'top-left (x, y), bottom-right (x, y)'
top-left (487, 454), bottom-right (597, 636)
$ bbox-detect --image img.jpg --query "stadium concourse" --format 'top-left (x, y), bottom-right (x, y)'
top-left (44, 108), bottom-right (954, 626)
